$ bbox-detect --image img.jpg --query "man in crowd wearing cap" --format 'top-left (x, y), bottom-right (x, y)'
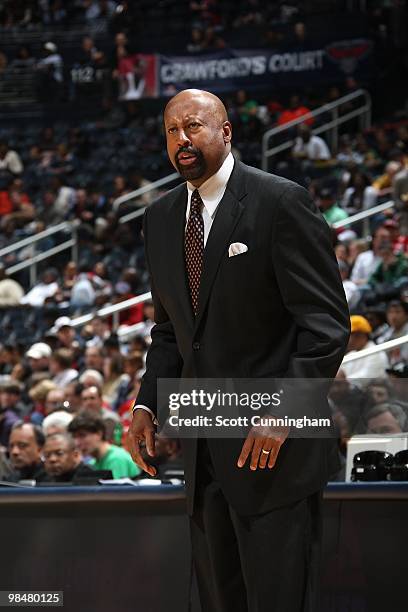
top-left (341, 315), bottom-right (389, 383)
top-left (51, 316), bottom-right (77, 349)
top-left (26, 342), bottom-right (52, 377)
top-left (7, 422), bottom-right (45, 482)
top-left (41, 432), bottom-right (94, 483)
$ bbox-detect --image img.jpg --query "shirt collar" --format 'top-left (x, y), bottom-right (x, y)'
top-left (187, 152), bottom-right (235, 218)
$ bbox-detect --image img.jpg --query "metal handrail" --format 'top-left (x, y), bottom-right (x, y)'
top-left (0, 221), bottom-right (73, 258)
top-left (343, 334), bottom-right (408, 363)
top-left (113, 172), bottom-right (179, 213)
top-left (70, 291), bottom-right (152, 330)
top-left (332, 200), bottom-right (395, 230)
top-left (262, 89), bottom-right (371, 171)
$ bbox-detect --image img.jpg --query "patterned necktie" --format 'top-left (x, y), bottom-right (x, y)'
top-left (185, 188), bottom-right (204, 315)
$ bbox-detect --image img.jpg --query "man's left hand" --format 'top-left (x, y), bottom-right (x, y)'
top-left (237, 417), bottom-right (289, 470)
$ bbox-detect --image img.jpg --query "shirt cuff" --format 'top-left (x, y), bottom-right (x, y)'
top-left (132, 404), bottom-right (158, 426)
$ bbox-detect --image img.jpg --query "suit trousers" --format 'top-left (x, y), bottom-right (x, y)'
top-left (189, 439), bottom-right (323, 612)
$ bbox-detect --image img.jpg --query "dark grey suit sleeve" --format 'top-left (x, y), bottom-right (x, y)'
top-left (135, 210), bottom-right (184, 416)
top-left (271, 184), bottom-right (350, 385)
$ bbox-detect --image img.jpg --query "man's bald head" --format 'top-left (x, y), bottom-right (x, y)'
top-left (164, 89), bottom-right (229, 126)
top-left (164, 89), bottom-right (232, 186)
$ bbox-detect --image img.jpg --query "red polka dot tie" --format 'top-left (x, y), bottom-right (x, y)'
top-left (185, 189), bottom-right (204, 315)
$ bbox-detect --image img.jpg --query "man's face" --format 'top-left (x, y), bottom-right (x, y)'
top-left (72, 430), bottom-right (101, 456)
top-left (43, 437), bottom-right (80, 477)
top-left (387, 306), bottom-right (408, 330)
top-left (372, 228), bottom-right (391, 251)
top-left (85, 347), bottom-right (103, 370)
top-left (164, 92), bottom-right (232, 186)
top-left (368, 386), bottom-right (389, 405)
top-left (81, 387), bottom-right (102, 412)
top-left (57, 327), bottom-right (74, 346)
top-left (9, 426), bottom-right (42, 470)
top-left (348, 332), bottom-right (368, 352)
top-left (0, 391), bottom-right (19, 410)
top-left (367, 411), bottom-right (402, 434)
top-left (45, 389), bottom-right (66, 415)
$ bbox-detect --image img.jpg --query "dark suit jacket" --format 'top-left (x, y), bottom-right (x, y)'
top-left (136, 160), bottom-right (350, 515)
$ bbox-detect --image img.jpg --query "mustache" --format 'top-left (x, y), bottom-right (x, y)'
top-left (176, 146), bottom-right (201, 161)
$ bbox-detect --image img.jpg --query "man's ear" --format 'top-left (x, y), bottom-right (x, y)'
top-left (222, 121), bottom-right (232, 144)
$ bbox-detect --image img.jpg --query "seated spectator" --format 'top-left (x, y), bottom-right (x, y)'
top-left (363, 402), bottom-right (408, 434)
top-left (338, 260), bottom-right (360, 310)
top-left (368, 241), bottom-right (408, 289)
top-left (26, 342), bottom-right (52, 377)
top-left (366, 379), bottom-right (394, 408)
top-left (84, 316), bottom-right (111, 348)
top-left (50, 317), bottom-right (80, 352)
top-left (40, 432), bottom-right (94, 483)
top-left (113, 351), bottom-right (144, 411)
top-left (35, 42), bottom-right (63, 101)
top-left (42, 411), bottom-right (73, 436)
top-left (49, 349), bottom-right (78, 387)
top-left (37, 189), bottom-right (67, 226)
top-left (146, 436), bottom-right (183, 480)
top-left (293, 124), bottom-right (331, 161)
top-left (83, 346), bottom-right (104, 372)
top-left (1, 378), bottom-right (25, 411)
top-left (102, 354), bottom-right (125, 405)
top-left (28, 380), bottom-right (56, 425)
top-left (277, 95), bottom-right (313, 127)
top-left (316, 182), bottom-right (348, 225)
top-left (7, 422), bottom-right (45, 482)
top-left (20, 268), bottom-right (59, 307)
top-left (0, 385), bottom-right (20, 449)
top-left (80, 385), bottom-right (120, 442)
top-left (393, 163), bottom-right (408, 236)
top-left (351, 226), bottom-right (390, 285)
top-left (64, 382), bottom-right (83, 414)
top-left (372, 161), bottom-right (402, 197)
top-left (342, 171), bottom-right (377, 215)
top-left (0, 263), bottom-right (24, 306)
top-left (365, 306), bottom-right (389, 342)
top-left (376, 300), bottom-right (408, 364)
top-left (0, 140), bottom-right (23, 176)
top-left (79, 369), bottom-right (104, 389)
top-left (70, 265), bottom-right (96, 310)
top-left (44, 388), bottom-right (67, 415)
top-left (68, 412), bottom-right (140, 479)
top-left (340, 315), bottom-right (389, 383)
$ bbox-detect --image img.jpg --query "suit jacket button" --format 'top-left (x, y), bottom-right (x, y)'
top-left (192, 342), bottom-right (200, 350)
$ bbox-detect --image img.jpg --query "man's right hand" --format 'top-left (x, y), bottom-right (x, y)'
top-left (128, 409), bottom-right (157, 477)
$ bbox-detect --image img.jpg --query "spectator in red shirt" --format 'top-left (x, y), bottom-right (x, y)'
top-left (277, 95), bottom-right (314, 127)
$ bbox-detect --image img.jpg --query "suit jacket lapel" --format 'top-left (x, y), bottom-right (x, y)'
top-left (195, 161), bottom-right (247, 331)
top-left (167, 186), bottom-right (195, 329)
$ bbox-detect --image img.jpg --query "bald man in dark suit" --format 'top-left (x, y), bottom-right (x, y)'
top-left (129, 89), bottom-right (350, 612)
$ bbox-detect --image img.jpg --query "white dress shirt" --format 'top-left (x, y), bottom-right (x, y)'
top-left (134, 152), bottom-right (235, 421)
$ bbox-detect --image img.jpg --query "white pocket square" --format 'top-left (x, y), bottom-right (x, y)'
top-left (228, 242), bottom-right (248, 257)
